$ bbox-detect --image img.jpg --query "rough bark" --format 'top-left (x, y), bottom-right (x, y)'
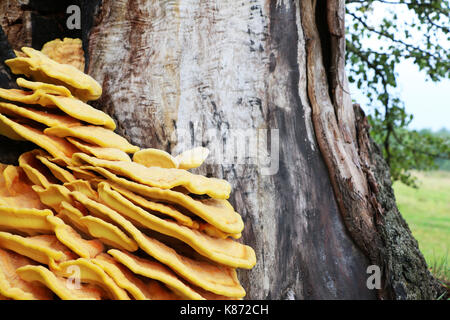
top-left (353, 105), bottom-right (444, 299)
top-left (0, 0), bottom-right (444, 299)
top-left (299, 0), bottom-right (443, 299)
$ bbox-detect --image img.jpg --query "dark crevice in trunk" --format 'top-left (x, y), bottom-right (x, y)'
top-left (0, 25), bottom-right (16, 86)
top-left (27, 0), bottom-right (82, 50)
top-left (267, 1), bottom-right (375, 299)
top-left (0, 25), bottom-right (35, 164)
top-left (314, 0), bottom-right (334, 106)
top-left (80, 0), bottom-right (103, 73)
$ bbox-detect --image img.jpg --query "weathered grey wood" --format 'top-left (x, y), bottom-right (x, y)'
top-left (87, 0), bottom-right (374, 299)
top-left (0, 0), bottom-right (444, 300)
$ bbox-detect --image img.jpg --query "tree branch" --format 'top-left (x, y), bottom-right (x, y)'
top-left (347, 0), bottom-right (449, 16)
top-left (347, 11), bottom-right (442, 60)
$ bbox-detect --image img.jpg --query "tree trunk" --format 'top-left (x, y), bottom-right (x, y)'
top-left (0, 0), bottom-right (444, 299)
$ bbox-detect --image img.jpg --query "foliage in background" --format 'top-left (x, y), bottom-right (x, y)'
top-left (345, 0), bottom-right (450, 186)
top-left (433, 129), bottom-right (450, 171)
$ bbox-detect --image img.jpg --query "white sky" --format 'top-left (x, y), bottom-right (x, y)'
top-left (349, 60), bottom-right (450, 131)
top-left (346, 3), bottom-right (450, 132)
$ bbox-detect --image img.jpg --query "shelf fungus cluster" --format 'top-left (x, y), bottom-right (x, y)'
top-left (0, 38), bottom-right (256, 300)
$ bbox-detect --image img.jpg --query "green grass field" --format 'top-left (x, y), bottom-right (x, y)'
top-left (393, 171), bottom-right (450, 283)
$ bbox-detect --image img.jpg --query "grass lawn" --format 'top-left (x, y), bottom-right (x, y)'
top-left (393, 171), bottom-right (450, 283)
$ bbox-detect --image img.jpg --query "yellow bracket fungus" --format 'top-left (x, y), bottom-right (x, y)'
top-left (79, 215), bottom-right (138, 252)
top-left (0, 102), bottom-right (81, 128)
top-left (135, 234), bottom-right (245, 298)
top-left (52, 258), bottom-right (130, 300)
top-left (67, 166), bottom-right (99, 180)
top-left (0, 115), bottom-right (78, 165)
top-left (51, 200), bottom-right (137, 252)
top-left (47, 215), bottom-right (103, 259)
top-left (0, 88), bottom-right (113, 130)
top-left (0, 231), bottom-right (75, 265)
top-left (36, 155), bottom-right (76, 184)
top-left (0, 248), bottom-right (53, 300)
top-left (175, 147), bottom-right (210, 170)
top-left (70, 190), bottom-right (245, 297)
top-left (0, 164), bottom-right (47, 210)
top-left (108, 249), bottom-right (205, 300)
top-left (0, 114), bottom-right (26, 141)
top-left (107, 182), bottom-right (198, 228)
top-left (80, 166), bottom-right (244, 234)
top-left (5, 47), bottom-right (102, 101)
top-left (18, 150), bottom-right (59, 188)
top-left (133, 147), bottom-right (210, 170)
top-left (0, 88), bottom-right (57, 107)
top-left (0, 207), bottom-right (54, 235)
top-left (64, 180), bottom-right (98, 200)
top-left (132, 148), bottom-right (178, 169)
top-left (74, 153), bottom-right (231, 199)
top-left (44, 95), bottom-right (116, 130)
top-left (55, 201), bottom-right (90, 235)
top-left (98, 182), bottom-right (256, 269)
top-left (197, 222), bottom-right (242, 240)
top-left (67, 138), bottom-right (131, 162)
top-left (145, 281), bottom-right (182, 300)
top-left (93, 253), bottom-right (174, 300)
top-left (16, 265), bottom-right (103, 300)
top-left (40, 38), bottom-right (85, 71)
top-left (32, 184), bottom-right (73, 210)
top-left (0, 40), bottom-right (256, 300)
top-left (16, 78), bottom-right (72, 96)
top-left (45, 126), bottom-right (139, 154)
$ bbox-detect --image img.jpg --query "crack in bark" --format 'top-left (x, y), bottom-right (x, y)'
top-left (300, 0), bottom-right (444, 299)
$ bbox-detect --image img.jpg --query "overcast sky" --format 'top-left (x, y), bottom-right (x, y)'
top-left (346, 3), bottom-right (450, 132)
top-left (349, 60), bottom-right (450, 132)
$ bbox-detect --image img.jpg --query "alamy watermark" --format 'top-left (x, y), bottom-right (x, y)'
top-left (366, 265), bottom-right (381, 290)
top-left (66, 5), bottom-right (81, 30)
top-left (65, 265), bottom-right (81, 290)
top-left (174, 125), bottom-right (280, 176)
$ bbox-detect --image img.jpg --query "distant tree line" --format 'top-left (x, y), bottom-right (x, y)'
top-left (426, 128), bottom-right (450, 171)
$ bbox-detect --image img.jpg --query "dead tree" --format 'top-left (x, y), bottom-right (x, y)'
top-left (0, 0), bottom-right (444, 299)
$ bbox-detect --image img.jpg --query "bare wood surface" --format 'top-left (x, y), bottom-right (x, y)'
top-left (87, 0), bottom-right (374, 299)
